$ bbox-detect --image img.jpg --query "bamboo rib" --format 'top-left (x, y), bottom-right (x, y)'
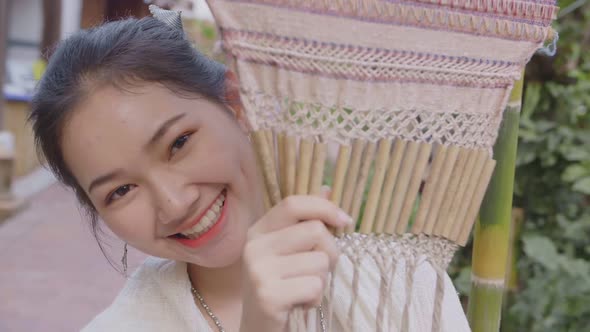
top-left (266, 130), bottom-right (278, 196)
top-left (263, 185), bottom-right (272, 211)
top-left (396, 143), bottom-right (433, 235)
top-left (411, 145), bottom-right (448, 234)
top-left (277, 133), bottom-right (287, 199)
top-left (296, 139), bottom-right (314, 195)
top-left (309, 141), bottom-right (327, 196)
top-left (450, 150), bottom-right (489, 240)
top-left (341, 139), bottom-right (365, 214)
top-left (425, 145), bottom-right (460, 235)
top-left (359, 139), bottom-right (392, 234)
top-left (266, 131), bottom-right (277, 194)
top-left (444, 149), bottom-right (480, 239)
top-left (457, 159), bottom-right (497, 246)
top-left (330, 145), bottom-right (351, 207)
top-left (373, 140), bottom-right (407, 233)
top-left (384, 141), bottom-right (421, 235)
top-left (439, 148), bottom-right (470, 238)
top-left (331, 145), bottom-right (351, 236)
top-left (348, 141), bottom-right (377, 233)
top-left (265, 130), bottom-right (275, 156)
top-left (252, 130), bottom-right (281, 205)
top-left (284, 136), bottom-right (297, 197)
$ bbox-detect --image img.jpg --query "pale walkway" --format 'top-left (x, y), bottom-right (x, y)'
top-left (0, 182), bottom-right (144, 332)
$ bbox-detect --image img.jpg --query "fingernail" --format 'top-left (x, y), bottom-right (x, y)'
top-left (337, 210), bottom-right (354, 225)
top-left (319, 185), bottom-right (331, 199)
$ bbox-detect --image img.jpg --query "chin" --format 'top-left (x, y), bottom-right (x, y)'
top-left (190, 245), bottom-right (244, 268)
top-left (190, 228), bottom-right (249, 268)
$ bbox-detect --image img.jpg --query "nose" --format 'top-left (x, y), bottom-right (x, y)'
top-left (151, 172), bottom-right (199, 225)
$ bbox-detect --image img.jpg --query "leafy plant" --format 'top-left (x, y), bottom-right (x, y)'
top-left (452, 3), bottom-right (590, 331)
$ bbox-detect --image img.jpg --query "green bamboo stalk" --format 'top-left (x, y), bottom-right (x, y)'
top-left (501, 208), bottom-right (524, 332)
top-left (467, 73), bottom-right (524, 332)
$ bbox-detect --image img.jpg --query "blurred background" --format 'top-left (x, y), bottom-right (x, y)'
top-left (0, 0), bottom-right (588, 331)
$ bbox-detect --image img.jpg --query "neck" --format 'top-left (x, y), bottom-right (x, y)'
top-left (187, 259), bottom-right (244, 299)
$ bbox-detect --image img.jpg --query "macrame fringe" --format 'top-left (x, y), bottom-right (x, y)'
top-left (326, 272), bottom-right (336, 331)
top-left (285, 234), bottom-right (458, 331)
top-left (375, 273), bottom-right (388, 332)
top-left (401, 258), bottom-right (417, 332)
top-left (431, 267), bottom-right (446, 332)
top-left (387, 259), bottom-right (399, 331)
top-left (288, 307), bottom-right (307, 332)
top-left (347, 255), bottom-right (361, 330)
top-left (373, 242), bottom-right (393, 332)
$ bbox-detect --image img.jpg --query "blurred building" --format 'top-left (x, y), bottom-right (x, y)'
top-left (5, 0), bottom-right (212, 97)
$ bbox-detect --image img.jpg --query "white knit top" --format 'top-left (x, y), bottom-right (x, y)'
top-left (82, 256), bottom-right (470, 331)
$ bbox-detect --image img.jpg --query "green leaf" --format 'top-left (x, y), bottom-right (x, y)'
top-left (201, 25), bottom-right (217, 40)
top-left (519, 128), bottom-right (541, 142)
top-left (560, 145), bottom-right (590, 161)
top-left (516, 144), bottom-right (537, 165)
top-left (453, 266), bottom-right (472, 295)
top-left (522, 83), bottom-right (541, 119)
top-left (523, 235), bottom-right (560, 270)
top-left (559, 257), bottom-right (590, 279)
top-left (562, 164), bottom-right (590, 182)
top-left (535, 120), bottom-right (556, 132)
top-left (572, 177), bottom-right (590, 194)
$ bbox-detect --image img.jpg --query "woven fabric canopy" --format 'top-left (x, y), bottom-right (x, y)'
top-left (205, 0), bottom-right (558, 330)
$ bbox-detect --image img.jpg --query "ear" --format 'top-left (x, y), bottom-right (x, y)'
top-left (224, 70), bottom-right (250, 133)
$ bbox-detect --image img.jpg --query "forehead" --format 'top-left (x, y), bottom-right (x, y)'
top-left (69, 84), bottom-right (192, 131)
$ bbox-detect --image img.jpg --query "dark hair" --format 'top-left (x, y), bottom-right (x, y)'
top-left (29, 17), bottom-right (228, 270)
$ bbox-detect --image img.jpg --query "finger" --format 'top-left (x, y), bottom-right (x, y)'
top-left (262, 220), bottom-right (340, 268)
top-left (274, 251), bottom-right (331, 280)
top-left (270, 276), bottom-right (324, 310)
top-left (251, 195), bottom-right (353, 235)
top-left (319, 185), bottom-right (331, 200)
top-left (303, 293), bottom-right (324, 310)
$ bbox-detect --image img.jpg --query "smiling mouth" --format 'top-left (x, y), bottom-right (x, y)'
top-left (170, 189), bottom-right (227, 240)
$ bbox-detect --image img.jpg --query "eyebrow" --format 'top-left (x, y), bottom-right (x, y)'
top-left (88, 169), bottom-right (124, 193)
top-left (144, 113), bottom-right (187, 151)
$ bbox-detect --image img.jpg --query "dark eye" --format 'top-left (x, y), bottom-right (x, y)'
top-left (106, 184), bottom-right (135, 204)
top-left (170, 133), bottom-right (191, 156)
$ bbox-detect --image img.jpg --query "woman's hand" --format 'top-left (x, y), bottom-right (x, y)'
top-left (239, 195), bottom-right (353, 332)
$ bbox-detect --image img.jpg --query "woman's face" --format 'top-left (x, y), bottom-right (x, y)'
top-left (62, 83), bottom-right (264, 268)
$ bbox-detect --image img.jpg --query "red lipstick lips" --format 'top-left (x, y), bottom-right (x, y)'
top-left (171, 190), bottom-right (228, 249)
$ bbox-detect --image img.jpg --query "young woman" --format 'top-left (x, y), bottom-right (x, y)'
top-left (30, 15), bottom-right (470, 332)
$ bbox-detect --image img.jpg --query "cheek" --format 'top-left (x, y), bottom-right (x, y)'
top-left (184, 129), bottom-right (250, 181)
top-left (99, 199), bottom-right (155, 246)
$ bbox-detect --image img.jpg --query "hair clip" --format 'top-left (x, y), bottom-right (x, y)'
top-left (149, 4), bottom-right (184, 33)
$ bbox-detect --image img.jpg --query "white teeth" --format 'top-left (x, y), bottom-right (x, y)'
top-left (179, 191), bottom-right (226, 237)
top-left (201, 214), bottom-right (212, 224)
